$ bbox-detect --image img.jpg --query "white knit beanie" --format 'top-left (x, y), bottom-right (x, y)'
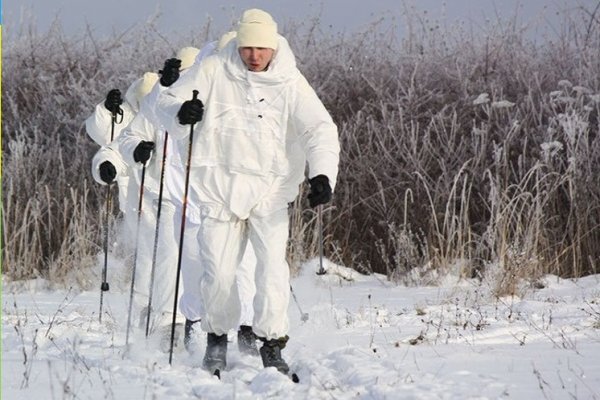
top-left (218, 31), bottom-right (237, 51)
top-left (125, 72), bottom-right (159, 110)
top-left (136, 72), bottom-right (159, 102)
top-left (236, 9), bottom-right (278, 49)
top-left (176, 47), bottom-right (200, 70)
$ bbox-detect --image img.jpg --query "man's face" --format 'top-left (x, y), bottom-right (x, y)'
top-left (238, 47), bottom-right (275, 72)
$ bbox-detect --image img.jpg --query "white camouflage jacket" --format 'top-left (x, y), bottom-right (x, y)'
top-left (155, 35), bottom-right (339, 217)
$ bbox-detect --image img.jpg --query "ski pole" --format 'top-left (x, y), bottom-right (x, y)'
top-left (290, 285), bottom-right (309, 322)
top-left (125, 162), bottom-right (148, 347)
top-left (99, 110), bottom-right (119, 323)
top-left (145, 131), bottom-right (169, 337)
top-left (99, 184), bottom-right (112, 324)
top-left (316, 205), bottom-right (326, 275)
top-left (169, 90), bottom-right (199, 365)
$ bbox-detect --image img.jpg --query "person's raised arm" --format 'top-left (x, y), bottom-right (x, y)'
top-left (155, 59), bottom-right (211, 139)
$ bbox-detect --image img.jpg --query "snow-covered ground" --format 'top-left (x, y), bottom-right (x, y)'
top-left (3, 259), bottom-right (600, 399)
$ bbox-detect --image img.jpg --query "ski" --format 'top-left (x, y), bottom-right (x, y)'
top-left (210, 367), bottom-right (298, 383)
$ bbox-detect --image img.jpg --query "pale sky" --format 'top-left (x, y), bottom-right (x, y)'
top-left (3, 0), bottom-right (595, 40)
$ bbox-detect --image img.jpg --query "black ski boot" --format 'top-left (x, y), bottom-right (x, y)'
top-left (184, 319), bottom-right (201, 354)
top-left (202, 332), bottom-right (228, 377)
top-left (237, 325), bottom-right (259, 356)
top-left (259, 338), bottom-right (290, 375)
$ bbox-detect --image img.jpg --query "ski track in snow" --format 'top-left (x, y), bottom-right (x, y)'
top-left (3, 259), bottom-right (600, 399)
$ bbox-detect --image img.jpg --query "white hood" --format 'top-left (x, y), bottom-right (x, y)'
top-left (222, 35), bottom-right (300, 87)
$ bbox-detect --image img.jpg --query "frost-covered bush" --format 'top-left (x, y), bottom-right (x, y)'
top-left (287, 4), bottom-right (600, 285)
top-left (3, 5), bottom-right (600, 288)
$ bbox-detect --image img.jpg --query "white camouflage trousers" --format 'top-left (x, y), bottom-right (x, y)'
top-left (199, 207), bottom-right (290, 340)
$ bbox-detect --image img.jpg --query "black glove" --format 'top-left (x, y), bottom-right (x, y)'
top-left (177, 98), bottom-right (204, 125)
top-left (159, 58), bottom-right (181, 87)
top-left (99, 161), bottom-right (116, 184)
top-left (308, 175), bottom-right (332, 208)
top-left (104, 89), bottom-right (123, 114)
top-left (133, 141), bottom-right (155, 163)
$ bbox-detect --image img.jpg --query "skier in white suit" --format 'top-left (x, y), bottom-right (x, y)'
top-left (87, 72), bottom-right (158, 236)
top-left (96, 40), bottom-right (266, 355)
top-left (91, 49), bottom-right (200, 341)
top-left (156, 9), bottom-right (340, 375)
